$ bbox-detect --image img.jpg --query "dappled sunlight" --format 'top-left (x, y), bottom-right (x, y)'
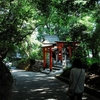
top-left (40, 91), bottom-right (47, 94)
top-left (45, 98), bottom-right (58, 100)
top-left (11, 79), bottom-right (67, 99)
top-left (13, 90), bottom-right (19, 93)
top-left (18, 74), bottom-right (30, 77)
top-left (12, 85), bottom-right (66, 100)
top-left (35, 74), bottom-right (47, 77)
top-left (82, 97), bottom-right (87, 100)
top-left (11, 69), bottom-right (25, 73)
top-left (46, 76), bottom-right (56, 79)
top-left (89, 74), bottom-right (99, 79)
top-left (30, 88), bottom-right (49, 92)
top-left (11, 68), bottom-right (93, 100)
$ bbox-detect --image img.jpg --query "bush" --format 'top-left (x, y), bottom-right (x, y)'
top-left (86, 57), bottom-right (99, 66)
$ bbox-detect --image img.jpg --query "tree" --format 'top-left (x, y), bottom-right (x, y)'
top-left (0, 0), bottom-right (100, 63)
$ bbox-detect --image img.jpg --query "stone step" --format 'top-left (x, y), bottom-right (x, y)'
top-left (41, 68), bottom-right (63, 74)
top-left (54, 64), bottom-right (62, 68)
top-left (52, 66), bottom-right (62, 70)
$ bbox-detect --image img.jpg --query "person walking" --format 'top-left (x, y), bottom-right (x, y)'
top-left (68, 58), bottom-right (85, 100)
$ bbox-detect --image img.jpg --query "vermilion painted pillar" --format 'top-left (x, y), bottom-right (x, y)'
top-left (50, 47), bottom-right (52, 71)
top-left (43, 48), bottom-right (46, 70)
top-left (68, 46), bottom-right (72, 58)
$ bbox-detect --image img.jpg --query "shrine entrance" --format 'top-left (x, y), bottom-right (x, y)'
top-left (42, 41), bottom-right (80, 71)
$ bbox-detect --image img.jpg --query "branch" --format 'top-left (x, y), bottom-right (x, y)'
top-left (12, 24), bottom-right (44, 44)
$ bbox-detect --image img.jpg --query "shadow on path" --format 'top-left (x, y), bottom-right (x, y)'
top-left (11, 68), bottom-right (68, 100)
top-left (10, 68), bottom-right (99, 100)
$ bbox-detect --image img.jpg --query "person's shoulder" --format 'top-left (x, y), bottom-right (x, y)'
top-left (71, 67), bottom-right (77, 71)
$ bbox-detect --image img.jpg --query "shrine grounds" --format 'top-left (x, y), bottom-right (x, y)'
top-left (10, 67), bottom-right (99, 100)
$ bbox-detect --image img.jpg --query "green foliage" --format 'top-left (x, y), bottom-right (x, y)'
top-left (86, 57), bottom-right (99, 66)
top-left (70, 23), bottom-right (87, 41)
top-left (29, 46), bottom-right (43, 60)
top-left (29, 50), bottom-right (42, 60)
top-left (0, 0), bottom-right (100, 61)
top-left (0, 0), bottom-right (38, 49)
top-left (18, 58), bottom-right (28, 65)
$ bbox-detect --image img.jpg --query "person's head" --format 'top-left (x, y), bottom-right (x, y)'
top-left (72, 58), bottom-right (82, 68)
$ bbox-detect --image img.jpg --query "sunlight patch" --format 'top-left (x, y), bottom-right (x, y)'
top-left (13, 90), bottom-right (18, 93)
top-left (46, 98), bottom-right (57, 100)
top-left (47, 76), bottom-right (56, 79)
top-left (30, 88), bottom-right (44, 92)
top-left (35, 74), bottom-right (47, 77)
top-left (18, 74), bottom-right (29, 77)
top-left (40, 91), bottom-right (46, 94)
top-left (30, 88), bottom-right (49, 92)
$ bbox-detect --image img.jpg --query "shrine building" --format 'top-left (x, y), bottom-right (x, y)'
top-left (42, 35), bottom-right (80, 71)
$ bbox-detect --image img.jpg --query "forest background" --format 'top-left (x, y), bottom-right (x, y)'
top-left (0, 0), bottom-right (100, 65)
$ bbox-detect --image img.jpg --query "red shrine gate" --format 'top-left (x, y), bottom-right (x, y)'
top-left (42, 41), bottom-right (80, 71)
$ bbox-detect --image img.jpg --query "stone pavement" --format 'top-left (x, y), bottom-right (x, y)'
top-left (10, 68), bottom-right (99, 100)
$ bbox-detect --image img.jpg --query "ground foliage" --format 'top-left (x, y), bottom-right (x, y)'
top-left (17, 59), bottom-right (43, 72)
